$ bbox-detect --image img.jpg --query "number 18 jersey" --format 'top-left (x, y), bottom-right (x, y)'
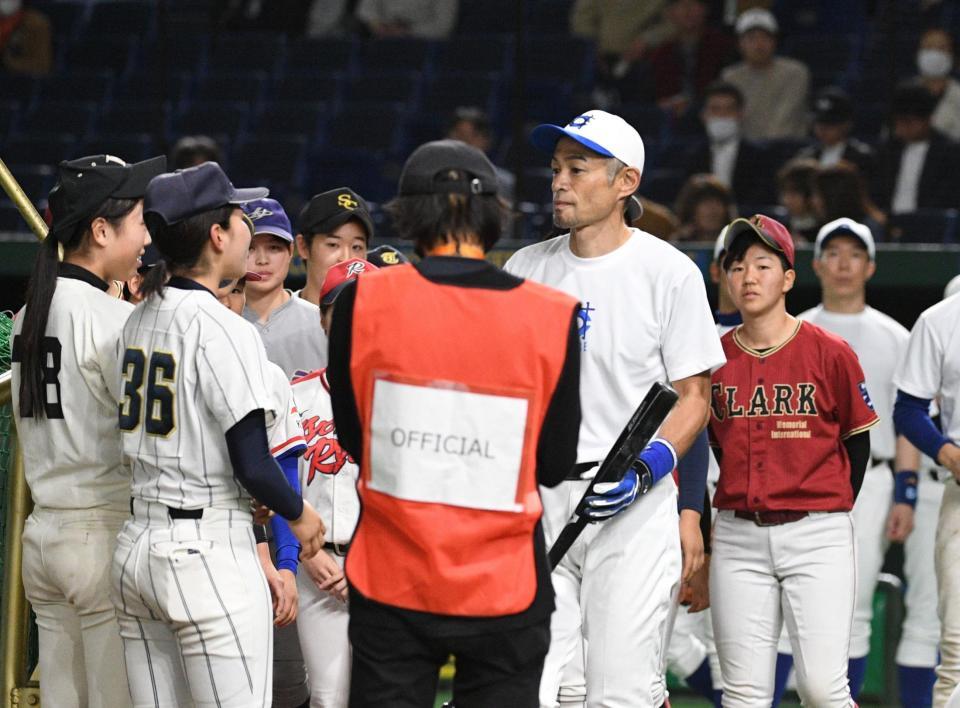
top-left (115, 279), bottom-right (279, 511)
top-left (11, 270), bottom-right (133, 511)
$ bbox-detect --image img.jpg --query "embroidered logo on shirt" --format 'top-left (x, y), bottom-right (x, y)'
top-left (301, 416), bottom-right (354, 484)
top-left (858, 382), bottom-right (875, 411)
top-left (577, 302), bottom-right (595, 350)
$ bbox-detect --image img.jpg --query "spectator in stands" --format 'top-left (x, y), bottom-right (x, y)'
top-left (446, 107), bottom-right (515, 201)
top-left (213, 0), bottom-right (312, 33)
top-left (777, 158), bottom-right (819, 242)
top-left (670, 173), bottom-right (736, 242)
top-left (915, 28), bottom-right (960, 142)
top-left (306, 0), bottom-right (351, 37)
top-left (570, 0), bottom-right (674, 106)
top-left (874, 81), bottom-right (960, 215)
top-left (796, 87), bottom-right (875, 177)
top-left (815, 161), bottom-right (886, 238)
top-left (685, 81), bottom-right (774, 205)
top-left (170, 136), bottom-right (223, 170)
top-left (644, 0), bottom-right (736, 116)
top-left (721, 8), bottom-right (810, 140)
top-left (355, 0), bottom-right (457, 39)
top-left (1, 0), bottom-right (51, 76)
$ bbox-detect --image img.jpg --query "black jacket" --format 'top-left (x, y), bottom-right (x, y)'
top-left (873, 129), bottom-right (960, 212)
top-left (685, 138), bottom-right (776, 206)
top-left (795, 138), bottom-right (876, 178)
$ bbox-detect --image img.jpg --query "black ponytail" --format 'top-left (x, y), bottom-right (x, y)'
top-left (139, 206), bottom-right (234, 300)
top-left (18, 198), bottom-right (137, 419)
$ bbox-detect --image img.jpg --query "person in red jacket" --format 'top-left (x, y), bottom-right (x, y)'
top-left (708, 215), bottom-right (877, 707)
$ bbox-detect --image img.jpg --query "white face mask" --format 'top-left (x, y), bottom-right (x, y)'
top-left (917, 48), bottom-right (952, 79)
top-left (705, 117), bottom-right (739, 143)
top-left (0, 0), bottom-right (21, 16)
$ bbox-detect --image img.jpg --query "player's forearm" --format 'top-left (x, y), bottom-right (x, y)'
top-left (894, 434), bottom-right (921, 473)
top-left (658, 372), bottom-right (711, 458)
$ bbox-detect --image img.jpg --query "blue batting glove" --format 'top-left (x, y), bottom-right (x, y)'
top-left (583, 461), bottom-right (653, 521)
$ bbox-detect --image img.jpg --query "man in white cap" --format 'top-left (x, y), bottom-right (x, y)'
top-left (505, 109), bottom-right (725, 707)
top-left (788, 217), bottom-right (924, 702)
top-left (721, 8), bottom-right (810, 140)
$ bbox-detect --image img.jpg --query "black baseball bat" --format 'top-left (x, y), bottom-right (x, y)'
top-left (547, 381), bottom-right (679, 569)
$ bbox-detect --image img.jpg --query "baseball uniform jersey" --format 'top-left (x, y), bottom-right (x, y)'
top-left (505, 228), bottom-right (725, 708)
top-left (243, 294), bottom-right (326, 379)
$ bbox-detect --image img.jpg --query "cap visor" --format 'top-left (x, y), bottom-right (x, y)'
top-left (252, 226), bottom-right (294, 242)
top-left (321, 280), bottom-right (353, 307)
top-left (724, 218), bottom-right (783, 255)
top-left (310, 210), bottom-right (374, 241)
top-left (114, 155), bottom-right (168, 199)
top-left (530, 124), bottom-right (616, 158)
top-left (228, 186), bottom-right (270, 204)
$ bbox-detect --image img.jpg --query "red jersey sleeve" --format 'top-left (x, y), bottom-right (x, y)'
top-left (830, 340), bottom-right (881, 439)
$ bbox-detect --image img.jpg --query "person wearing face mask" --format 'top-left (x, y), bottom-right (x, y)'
top-left (0, 0), bottom-right (51, 75)
top-left (685, 81), bottom-right (775, 206)
top-left (916, 28), bottom-right (960, 142)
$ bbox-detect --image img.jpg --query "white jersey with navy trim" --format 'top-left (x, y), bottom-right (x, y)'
top-left (115, 284), bottom-right (279, 511)
top-left (11, 276), bottom-right (133, 511)
top-left (266, 361), bottom-right (306, 458)
top-left (798, 305), bottom-right (909, 459)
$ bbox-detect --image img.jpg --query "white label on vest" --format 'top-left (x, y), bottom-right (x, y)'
top-left (369, 378), bottom-right (529, 512)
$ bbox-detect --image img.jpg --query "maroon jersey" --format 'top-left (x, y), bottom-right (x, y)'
top-left (710, 321), bottom-right (879, 512)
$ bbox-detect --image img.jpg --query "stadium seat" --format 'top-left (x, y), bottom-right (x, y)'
top-left (2, 134), bottom-right (82, 169)
top-left (423, 72), bottom-right (502, 117)
top-left (517, 167), bottom-right (553, 206)
top-left (22, 101), bottom-right (99, 139)
top-left (139, 34), bottom-right (209, 75)
top-left (172, 100), bottom-right (251, 141)
top-left (455, 0), bottom-right (521, 35)
top-left (328, 105), bottom-right (406, 154)
top-left (436, 35), bottom-right (513, 74)
top-left (0, 100), bottom-right (22, 140)
top-left (32, 1), bottom-right (88, 41)
top-left (63, 35), bottom-right (138, 74)
top-left (99, 100), bottom-right (170, 139)
top-left (637, 168), bottom-right (686, 206)
top-left (4, 75), bottom-right (38, 103)
top-left (308, 147), bottom-right (397, 203)
top-left (6, 165), bottom-right (57, 204)
top-left (255, 101), bottom-right (331, 140)
top-left (888, 209), bottom-right (958, 244)
top-left (287, 38), bottom-right (356, 75)
top-left (207, 33), bottom-right (286, 75)
top-left (114, 71), bottom-right (193, 105)
top-left (0, 203), bottom-right (32, 232)
top-left (346, 72), bottom-right (423, 108)
top-left (81, 134), bottom-right (158, 163)
top-left (86, 1), bottom-right (156, 37)
top-left (524, 36), bottom-right (594, 90)
top-left (35, 71), bottom-right (114, 103)
top-left (275, 71), bottom-right (345, 105)
top-left (359, 39), bottom-right (435, 73)
top-left (195, 71), bottom-right (269, 103)
top-left (231, 136), bottom-right (309, 191)
top-left (781, 35), bottom-right (859, 90)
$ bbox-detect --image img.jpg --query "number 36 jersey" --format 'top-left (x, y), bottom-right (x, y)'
top-left (115, 279), bottom-right (279, 511)
top-left (11, 270), bottom-right (133, 511)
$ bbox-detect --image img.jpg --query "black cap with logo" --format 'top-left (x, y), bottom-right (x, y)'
top-left (397, 139), bottom-right (498, 196)
top-left (297, 187), bottom-right (374, 241)
top-left (813, 87), bottom-right (853, 125)
top-left (366, 244), bottom-right (410, 267)
top-left (47, 154), bottom-right (166, 243)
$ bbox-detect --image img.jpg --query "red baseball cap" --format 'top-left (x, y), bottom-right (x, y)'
top-left (723, 214), bottom-right (795, 269)
top-left (320, 258), bottom-right (379, 306)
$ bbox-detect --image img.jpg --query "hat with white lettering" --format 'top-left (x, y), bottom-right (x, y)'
top-left (242, 198), bottom-right (293, 243)
top-left (814, 217), bottom-right (876, 261)
top-left (320, 258), bottom-right (379, 306)
top-left (530, 110), bottom-right (645, 173)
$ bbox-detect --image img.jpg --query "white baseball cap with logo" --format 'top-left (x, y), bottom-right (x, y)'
top-left (530, 109), bottom-right (645, 174)
top-left (814, 217), bottom-right (876, 260)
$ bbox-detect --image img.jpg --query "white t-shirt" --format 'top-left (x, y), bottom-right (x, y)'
top-left (894, 293), bottom-right (960, 444)
top-left (291, 369), bottom-right (360, 544)
top-left (116, 284), bottom-right (279, 510)
top-left (11, 275), bottom-right (133, 511)
top-left (504, 229), bottom-right (726, 464)
top-left (798, 305), bottom-right (909, 460)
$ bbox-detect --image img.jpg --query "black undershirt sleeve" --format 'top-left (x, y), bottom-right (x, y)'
top-left (327, 281), bottom-right (363, 464)
top-left (700, 489), bottom-right (712, 555)
top-left (844, 430), bottom-right (871, 500)
top-left (536, 305), bottom-right (582, 488)
top-left (225, 411), bottom-right (303, 521)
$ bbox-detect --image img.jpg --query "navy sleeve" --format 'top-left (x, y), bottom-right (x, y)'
top-left (536, 305), bottom-right (581, 488)
top-left (677, 429), bottom-right (709, 513)
top-left (225, 411), bottom-right (303, 521)
top-left (270, 454), bottom-right (302, 573)
top-left (894, 390), bottom-right (953, 461)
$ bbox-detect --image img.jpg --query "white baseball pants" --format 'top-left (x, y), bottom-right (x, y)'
top-left (22, 506), bottom-right (132, 708)
top-left (711, 510), bottom-right (856, 707)
top-left (538, 477), bottom-right (680, 708)
top-left (112, 501), bottom-right (273, 708)
top-left (296, 552), bottom-right (351, 708)
top-left (934, 482), bottom-right (960, 706)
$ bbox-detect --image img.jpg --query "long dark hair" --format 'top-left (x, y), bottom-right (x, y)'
top-left (139, 206), bottom-right (234, 299)
top-left (18, 198), bottom-right (137, 419)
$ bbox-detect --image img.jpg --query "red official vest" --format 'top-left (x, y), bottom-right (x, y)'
top-left (346, 263), bottom-right (576, 617)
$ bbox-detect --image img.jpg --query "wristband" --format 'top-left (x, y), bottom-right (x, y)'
top-left (638, 438), bottom-right (678, 486)
top-left (894, 470), bottom-right (919, 508)
top-left (253, 524), bottom-right (268, 544)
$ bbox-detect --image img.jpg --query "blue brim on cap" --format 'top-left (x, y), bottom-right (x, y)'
top-left (529, 124), bottom-right (616, 158)
top-left (230, 186), bottom-right (269, 204)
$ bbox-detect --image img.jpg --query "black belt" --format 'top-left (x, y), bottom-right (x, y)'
top-left (565, 461), bottom-right (599, 481)
top-left (734, 510), bottom-right (809, 526)
top-left (129, 497), bottom-right (203, 519)
top-left (871, 456), bottom-right (893, 471)
top-left (324, 541), bottom-right (350, 556)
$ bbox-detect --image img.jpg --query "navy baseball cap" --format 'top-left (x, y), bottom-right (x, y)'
top-left (398, 140), bottom-right (498, 196)
top-left (242, 198), bottom-right (293, 242)
top-left (367, 244), bottom-right (410, 267)
top-left (48, 154), bottom-right (166, 243)
top-left (530, 110), bottom-right (645, 173)
top-left (144, 162), bottom-right (268, 226)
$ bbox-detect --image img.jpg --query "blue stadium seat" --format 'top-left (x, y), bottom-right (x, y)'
top-left (231, 136), bottom-right (309, 191)
top-left (114, 71), bottom-right (193, 104)
top-left (423, 72), bottom-right (502, 117)
top-left (207, 33), bottom-right (286, 75)
top-left (308, 147), bottom-right (397, 203)
top-left (172, 101), bottom-right (251, 141)
top-left (637, 168), bottom-right (686, 206)
top-left (7, 165), bottom-right (57, 203)
top-left (0, 100), bottom-right (22, 140)
top-left (888, 209), bottom-right (958, 244)
top-left (346, 71), bottom-right (422, 108)
top-left (32, 1), bottom-right (88, 40)
top-left (274, 71), bottom-right (345, 104)
top-left (64, 35), bottom-right (138, 74)
top-left (436, 35), bottom-right (513, 74)
top-left (455, 0), bottom-right (520, 35)
top-left (139, 34), bottom-right (209, 75)
top-left (35, 71), bottom-right (114, 103)
top-left (517, 167), bottom-right (553, 206)
top-left (328, 105), bottom-right (406, 154)
top-left (86, 1), bottom-right (156, 37)
top-left (81, 134), bottom-right (159, 163)
top-left (524, 36), bottom-right (594, 90)
top-left (99, 100), bottom-right (170, 138)
top-left (0, 203), bottom-right (31, 232)
top-left (287, 38), bottom-right (356, 75)
top-left (22, 101), bottom-right (99, 139)
top-left (781, 35), bottom-right (859, 90)
top-left (3, 134), bottom-right (81, 169)
top-left (195, 71), bottom-right (269, 103)
top-left (255, 101), bottom-right (330, 140)
top-left (619, 104), bottom-right (670, 145)
top-left (359, 39), bottom-right (435, 73)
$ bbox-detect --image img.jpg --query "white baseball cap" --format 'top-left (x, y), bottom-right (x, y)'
top-left (713, 227), bottom-right (728, 262)
top-left (814, 217), bottom-right (876, 260)
top-left (530, 110), bottom-right (645, 174)
top-left (945, 274), bottom-right (960, 299)
top-left (736, 8), bottom-right (778, 35)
